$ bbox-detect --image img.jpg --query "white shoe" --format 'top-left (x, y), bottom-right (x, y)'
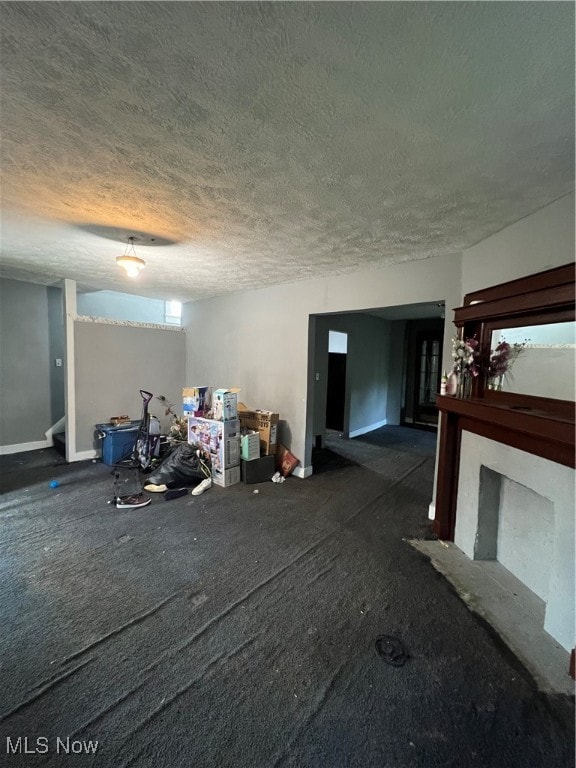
top-left (191, 478), bottom-right (212, 496)
top-left (144, 483), bottom-right (167, 492)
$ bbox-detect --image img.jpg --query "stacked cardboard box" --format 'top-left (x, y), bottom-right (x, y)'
top-left (212, 388), bottom-right (238, 421)
top-left (238, 404), bottom-right (279, 456)
top-left (182, 387), bottom-right (210, 416)
top-left (240, 431), bottom-right (260, 461)
top-left (187, 416), bottom-right (240, 487)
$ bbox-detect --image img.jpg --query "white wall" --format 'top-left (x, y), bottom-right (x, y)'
top-left (462, 192), bottom-right (575, 294)
top-left (183, 252), bottom-right (462, 471)
top-left (497, 478), bottom-right (554, 602)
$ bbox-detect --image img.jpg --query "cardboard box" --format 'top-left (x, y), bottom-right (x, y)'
top-left (217, 437), bottom-right (240, 469)
top-left (237, 404), bottom-right (279, 456)
top-left (183, 387), bottom-right (211, 416)
top-left (240, 431), bottom-right (260, 461)
top-left (213, 464), bottom-right (241, 488)
top-left (187, 417), bottom-right (240, 475)
top-left (212, 389), bottom-right (238, 421)
top-left (241, 455), bottom-right (276, 484)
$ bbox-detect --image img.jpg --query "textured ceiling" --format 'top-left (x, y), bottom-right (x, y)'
top-left (0, 2), bottom-right (574, 302)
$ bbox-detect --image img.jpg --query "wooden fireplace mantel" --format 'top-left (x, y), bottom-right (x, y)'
top-left (433, 263), bottom-right (575, 542)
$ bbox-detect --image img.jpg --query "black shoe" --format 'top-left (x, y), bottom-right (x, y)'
top-left (164, 488), bottom-right (188, 501)
top-left (115, 493), bottom-right (151, 509)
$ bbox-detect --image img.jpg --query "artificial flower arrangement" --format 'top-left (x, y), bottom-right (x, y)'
top-left (487, 338), bottom-right (528, 389)
top-left (445, 335), bottom-right (529, 396)
top-left (446, 335), bottom-right (481, 397)
top-left (451, 336), bottom-right (481, 377)
top-left (156, 395), bottom-right (188, 442)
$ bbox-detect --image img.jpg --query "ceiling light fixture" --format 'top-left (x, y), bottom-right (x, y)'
top-left (116, 236), bottom-right (145, 278)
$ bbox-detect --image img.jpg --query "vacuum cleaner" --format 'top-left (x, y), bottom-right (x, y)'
top-left (112, 389), bottom-right (157, 509)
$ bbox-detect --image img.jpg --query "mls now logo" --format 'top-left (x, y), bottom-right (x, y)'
top-left (6, 738), bottom-right (49, 755)
top-left (6, 736), bottom-right (99, 755)
top-left (55, 737), bottom-right (99, 754)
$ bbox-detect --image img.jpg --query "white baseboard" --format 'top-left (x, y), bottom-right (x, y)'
top-left (70, 449), bottom-right (99, 462)
top-left (0, 440), bottom-right (51, 456)
top-left (428, 502), bottom-right (436, 520)
top-left (348, 419), bottom-right (387, 439)
top-left (292, 464), bottom-right (313, 479)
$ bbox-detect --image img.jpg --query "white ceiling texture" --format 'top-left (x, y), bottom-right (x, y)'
top-left (1, 2), bottom-right (574, 302)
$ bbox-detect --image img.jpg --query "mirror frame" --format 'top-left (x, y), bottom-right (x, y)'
top-left (454, 263), bottom-right (575, 419)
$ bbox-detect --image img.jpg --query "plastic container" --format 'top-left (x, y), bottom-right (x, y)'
top-left (96, 422), bottom-right (140, 466)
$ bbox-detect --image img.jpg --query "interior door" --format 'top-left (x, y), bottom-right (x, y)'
top-left (412, 329), bottom-right (443, 427)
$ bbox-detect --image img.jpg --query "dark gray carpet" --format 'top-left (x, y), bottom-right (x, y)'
top-left (326, 425), bottom-right (437, 459)
top-left (0, 444), bottom-right (573, 768)
top-left (353, 425), bottom-right (437, 456)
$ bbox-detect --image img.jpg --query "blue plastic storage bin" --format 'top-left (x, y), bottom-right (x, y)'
top-left (96, 422), bottom-right (140, 466)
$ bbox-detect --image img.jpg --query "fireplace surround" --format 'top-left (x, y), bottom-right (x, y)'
top-left (434, 262), bottom-right (575, 651)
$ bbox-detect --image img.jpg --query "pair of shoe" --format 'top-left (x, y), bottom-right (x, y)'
top-left (144, 478), bottom-right (212, 497)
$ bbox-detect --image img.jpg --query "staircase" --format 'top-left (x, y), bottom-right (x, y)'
top-left (52, 432), bottom-right (66, 458)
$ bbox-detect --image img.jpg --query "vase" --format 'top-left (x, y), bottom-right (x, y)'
top-left (456, 373), bottom-right (472, 398)
top-left (446, 371), bottom-right (458, 396)
top-left (487, 374), bottom-right (503, 391)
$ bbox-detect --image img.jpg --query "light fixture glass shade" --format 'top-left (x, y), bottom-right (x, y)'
top-left (116, 254), bottom-right (145, 278)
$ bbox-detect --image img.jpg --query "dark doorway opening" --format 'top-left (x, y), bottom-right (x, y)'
top-left (326, 352), bottom-right (347, 432)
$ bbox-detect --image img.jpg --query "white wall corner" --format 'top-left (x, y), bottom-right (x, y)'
top-left (292, 464), bottom-right (313, 479)
top-left (428, 502), bottom-right (436, 521)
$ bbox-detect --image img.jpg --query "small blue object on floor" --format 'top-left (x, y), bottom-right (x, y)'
top-left (49, 480), bottom-right (59, 489)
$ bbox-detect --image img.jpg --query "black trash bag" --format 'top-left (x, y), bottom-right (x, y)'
top-left (146, 444), bottom-right (206, 487)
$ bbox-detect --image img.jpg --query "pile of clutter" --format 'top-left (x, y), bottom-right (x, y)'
top-left (100, 387), bottom-right (300, 507)
top-left (183, 386), bottom-right (299, 488)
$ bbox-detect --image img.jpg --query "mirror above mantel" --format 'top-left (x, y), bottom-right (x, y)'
top-left (488, 320), bottom-right (575, 400)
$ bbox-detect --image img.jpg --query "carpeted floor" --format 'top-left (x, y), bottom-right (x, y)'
top-left (324, 425), bottom-right (437, 478)
top-left (0, 440), bottom-right (573, 767)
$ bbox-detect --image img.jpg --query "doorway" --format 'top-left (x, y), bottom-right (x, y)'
top-left (402, 319), bottom-right (444, 429)
top-left (326, 331), bottom-right (347, 432)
